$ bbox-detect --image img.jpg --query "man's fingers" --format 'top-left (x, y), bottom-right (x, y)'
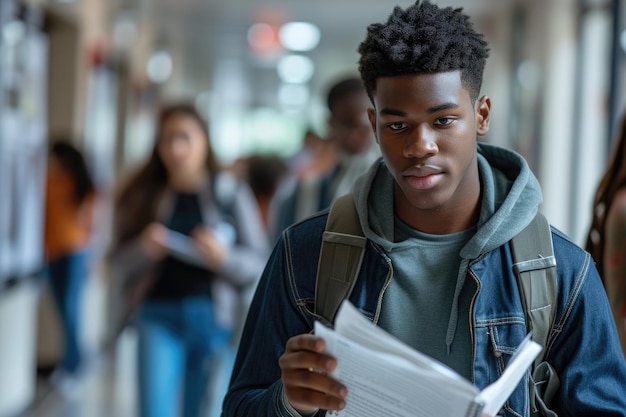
top-left (282, 334), bottom-right (337, 373)
top-left (283, 367), bottom-right (344, 391)
top-left (280, 333), bottom-right (347, 412)
top-left (285, 334), bottom-right (326, 353)
top-left (283, 369), bottom-right (348, 411)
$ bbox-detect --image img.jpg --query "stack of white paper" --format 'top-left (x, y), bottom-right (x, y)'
top-left (314, 300), bottom-right (541, 417)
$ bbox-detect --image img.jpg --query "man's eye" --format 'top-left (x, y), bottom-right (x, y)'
top-left (388, 122), bottom-right (405, 131)
top-left (435, 117), bottom-right (455, 126)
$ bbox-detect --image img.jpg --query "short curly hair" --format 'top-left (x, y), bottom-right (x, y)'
top-left (358, 0), bottom-right (489, 103)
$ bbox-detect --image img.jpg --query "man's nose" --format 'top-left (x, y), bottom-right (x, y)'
top-left (403, 124), bottom-right (438, 159)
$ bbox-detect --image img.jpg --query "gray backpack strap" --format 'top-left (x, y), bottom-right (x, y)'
top-left (315, 194), bottom-right (366, 324)
top-left (511, 212), bottom-right (557, 366)
top-left (510, 212), bottom-right (559, 417)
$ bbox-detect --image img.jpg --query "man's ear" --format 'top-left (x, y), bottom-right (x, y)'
top-left (367, 107), bottom-right (379, 143)
top-left (476, 95), bottom-right (491, 137)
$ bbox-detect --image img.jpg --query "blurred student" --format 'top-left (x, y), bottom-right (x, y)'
top-left (272, 77), bottom-right (379, 241)
top-left (285, 129), bottom-right (337, 181)
top-left (108, 103), bottom-right (269, 417)
top-left (44, 140), bottom-right (96, 396)
top-left (586, 113), bottom-right (626, 358)
top-left (244, 154), bottom-right (289, 232)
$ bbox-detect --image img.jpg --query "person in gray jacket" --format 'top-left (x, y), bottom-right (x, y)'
top-left (223, 1), bottom-right (626, 416)
top-left (108, 103), bottom-right (269, 417)
top-left (271, 77), bottom-right (379, 243)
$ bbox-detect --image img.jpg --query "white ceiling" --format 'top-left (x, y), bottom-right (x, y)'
top-left (104, 0), bottom-right (505, 108)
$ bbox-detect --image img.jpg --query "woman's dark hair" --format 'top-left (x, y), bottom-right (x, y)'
top-left (113, 102), bottom-right (218, 245)
top-left (50, 141), bottom-right (94, 204)
top-left (586, 115), bottom-right (626, 280)
top-left (357, 0), bottom-right (489, 103)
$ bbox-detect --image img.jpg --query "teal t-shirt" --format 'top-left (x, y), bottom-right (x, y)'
top-left (376, 218), bottom-right (476, 379)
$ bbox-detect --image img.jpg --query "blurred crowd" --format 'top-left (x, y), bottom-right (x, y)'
top-left (39, 75), bottom-right (381, 417)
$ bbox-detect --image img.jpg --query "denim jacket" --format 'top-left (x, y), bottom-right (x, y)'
top-left (223, 210), bottom-right (626, 417)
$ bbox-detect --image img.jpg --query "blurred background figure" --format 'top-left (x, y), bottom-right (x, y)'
top-left (272, 76), bottom-right (379, 241)
top-left (43, 140), bottom-right (96, 398)
top-left (244, 154), bottom-right (289, 234)
top-left (586, 112), bottom-right (626, 359)
top-left (107, 103), bottom-right (269, 417)
top-left (285, 128), bottom-right (338, 181)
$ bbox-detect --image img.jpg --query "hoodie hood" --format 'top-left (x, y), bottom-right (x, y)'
top-left (351, 142), bottom-right (543, 351)
top-left (352, 142), bottom-right (542, 254)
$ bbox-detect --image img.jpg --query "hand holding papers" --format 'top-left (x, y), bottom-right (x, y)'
top-left (163, 222), bottom-right (236, 269)
top-left (314, 300), bottom-right (541, 417)
top-left (163, 229), bottom-right (207, 268)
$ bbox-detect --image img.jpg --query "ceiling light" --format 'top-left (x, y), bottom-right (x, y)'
top-left (277, 55), bottom-right (314, 84)
top-left (247, 23), bottom-right (281, 57)
top-left (279, 22), bottom-right (320, 52)
top-left (147, 50), bottom-right (172, 84)
top-left (278, 84), bottom-right (310, 109)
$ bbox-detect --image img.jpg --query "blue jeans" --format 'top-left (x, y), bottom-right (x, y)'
top-left (137, 296), bottom-right (231, 417)
top-left (47, 250), bottom-right (90, 375)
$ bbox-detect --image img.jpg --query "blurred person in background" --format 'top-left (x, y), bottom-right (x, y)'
top-left (285, 128), bottom-right (337, 181)
top-left (108, 103), bottom-right (269, 417)
top-left (586, 112), bottom-right (626, 359)
top-left (272, 77), bottom-right (379, 242)
top-left (244, 154), bottom-right (289, 233)
top-left (44, 140), bottom-right (96, 397)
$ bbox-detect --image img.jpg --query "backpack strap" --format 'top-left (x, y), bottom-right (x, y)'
top-left (510, 211), bottom-right (560, 417)
top-left (510, 211), bottom-right (557, 367)
top-left (315, 194), bottom-right (366, 324)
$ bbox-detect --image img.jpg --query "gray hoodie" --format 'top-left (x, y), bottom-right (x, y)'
top-left (351, 142), bottom-right (543, 375)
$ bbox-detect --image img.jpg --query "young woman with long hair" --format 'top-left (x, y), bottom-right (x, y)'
top-left (109, 103), bottom-right (269, 417)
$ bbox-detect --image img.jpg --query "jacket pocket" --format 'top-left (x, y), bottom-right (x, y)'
top-left (485, 322), bottom-right (529, 417)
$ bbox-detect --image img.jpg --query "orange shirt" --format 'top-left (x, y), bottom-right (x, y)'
top-left (44, 171), bottom-right (94, 260)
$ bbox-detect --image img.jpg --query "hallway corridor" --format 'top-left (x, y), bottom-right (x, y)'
top-left (24, 331), bottom-right (137, 417)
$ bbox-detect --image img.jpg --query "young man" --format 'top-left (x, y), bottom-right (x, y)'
top-left (223, 1), bottom-right (626, 416)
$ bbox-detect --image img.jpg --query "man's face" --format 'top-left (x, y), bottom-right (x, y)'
top-left (329, 90), bottom-right (375, 155)
top-left (368, 71), bottom-right (490, 231)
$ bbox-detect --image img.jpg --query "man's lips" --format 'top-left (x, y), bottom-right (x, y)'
top-left (402, 165), bottom-right (444, 190)
top-left (402, 164), bottom-right (443, 177)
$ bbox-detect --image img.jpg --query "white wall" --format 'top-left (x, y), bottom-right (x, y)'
top-left (0, 283), bottom-right (39, 417)
top-left (570, 6), bottom-right (612, 246)
top-left (536, 0), bottom-right (578, 237)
